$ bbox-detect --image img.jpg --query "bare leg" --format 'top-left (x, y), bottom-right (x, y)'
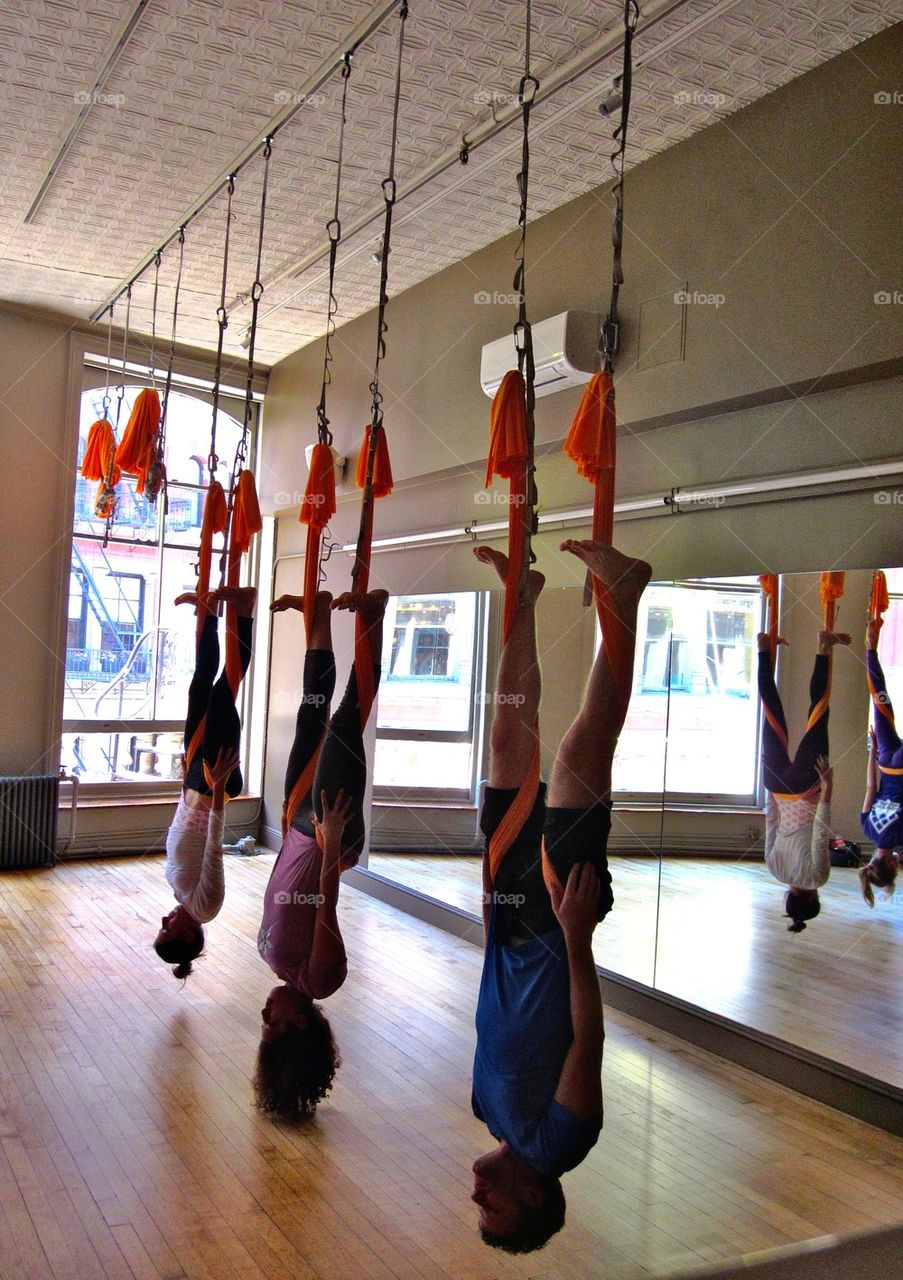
top-left (332, 589), bottom-right (389, 669)
top-left (474, 546), bottom-right (545, 790)
top-left (206, 585), bottom-right (257, 617)
top-left (548, 542), bottom-right (651, 808)
top-left (271, 591), bottom-right (334, 650)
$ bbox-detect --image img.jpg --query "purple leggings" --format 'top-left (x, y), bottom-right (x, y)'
top-left (868, 648), bottom-right (903, 767)
top-left (758, 650), bottom-right (829, 794)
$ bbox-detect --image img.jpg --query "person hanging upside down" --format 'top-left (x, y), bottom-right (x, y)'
top-left (859, 619), bottom-right (902, 905)
top-left (255, 587), bottom-right (388, 1120)
top-left (155, 585), bottom-right (257, 979)
top-left (757, 626), bottom-right (850, 933)
top-left (471, 540), bottom-right (651, 1254)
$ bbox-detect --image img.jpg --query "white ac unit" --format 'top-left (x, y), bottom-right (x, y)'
top-left (479, 310), bottom-right (601, 399)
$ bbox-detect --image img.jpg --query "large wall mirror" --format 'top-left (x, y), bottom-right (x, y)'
top-left (360, 561), bottom-right (902, 1093)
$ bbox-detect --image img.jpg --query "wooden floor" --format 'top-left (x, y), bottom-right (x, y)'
top-left (1, 856), bottom-right (902, 1280)
top-left (368, 853), bottom-right (903, 1088)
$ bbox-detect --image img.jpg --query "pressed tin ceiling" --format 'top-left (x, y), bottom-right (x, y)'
top-left (0, 0), bottom-right (897, 366)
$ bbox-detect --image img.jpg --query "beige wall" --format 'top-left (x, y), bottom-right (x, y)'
top-left (259, 26), bottom-right (902, 848)
top-left (0, 307), bottom-right (75, 775)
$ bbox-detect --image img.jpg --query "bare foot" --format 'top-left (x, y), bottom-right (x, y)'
top-left (757, 631), bottom-right (788, 652)
top-left (207, 585), bottom-right (257, 618)
top-left (818, 630), bottom-right (851, 654)
top-left (473, 545), bottom-right (545, 599)
top-left (270, 591), bottom-right (332, 616)
top-left (560, 541), bottom-right (651, 598)
top-left (175, 591), bottom-right (199, 608)
top-left (332, 589), bottom-right (389, 622)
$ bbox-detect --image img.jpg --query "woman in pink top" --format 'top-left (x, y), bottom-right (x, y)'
top-left (255, 588), bottom-right (387, 1119)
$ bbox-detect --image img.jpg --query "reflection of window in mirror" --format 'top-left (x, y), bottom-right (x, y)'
top-left (875, 569), bottom-right (902, 703)
top-left (611, 578), bottom-right (763, 804)
top-left (374, 592), bottom-right (488, 801)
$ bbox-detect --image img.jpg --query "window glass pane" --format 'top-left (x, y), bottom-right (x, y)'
top-left (373, 740), bottom-right (473, 792)
top-left (662, 581), bottom-right (761, 796)
top-left (62, 730), bottom-right (185, 783)
top-left (378, 593), bottom-right (477, 733)
top-left (612, 579), bottom-right (761, 798)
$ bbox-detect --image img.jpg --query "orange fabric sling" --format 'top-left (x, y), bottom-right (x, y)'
top-left (807, 571), bottom-right (845, 730)
top-left (113, 388), bottom-right (160, 494)
top-left (757, 573), bottom-right (788, 752)
top-left (485, 370), bottom-right (541, 885)
top-left (283, 446), bottom-right (339, 830)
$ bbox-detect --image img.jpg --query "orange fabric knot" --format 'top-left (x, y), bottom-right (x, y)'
top-left (355, 425), bottom-right (393, 497)
top-left (81, 418), bottom-right (117, 481)
top-left (300, 443), bottom-right (337, 531)
top-left (563, 371), bottom-right (616, 481)
top-left (231, 470), bottom-right (262, 557)
top-left (114, 389), bottom-right (161, 493)
top-left (485, 370), bottom-right (527, 485)
top-left (870, 570), bottom-right (889, 622)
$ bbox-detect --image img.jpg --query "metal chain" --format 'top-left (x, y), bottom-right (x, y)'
top-left (102, 303), bottom-right (114, 419)
top-left (316, 55), bottom-right (353, 449)
top-left (150, 225), bottom-right (186, 509)
top-left (209, 175), bottom-right (235, 482)
top-left (221, 137), bottom-right (272, 583)
top-left (601, 0), bottom-right (639, 372)
top-left (512, 0), bottom-right (539, 568)
top-left (149, 249), bottom-right (162, 388)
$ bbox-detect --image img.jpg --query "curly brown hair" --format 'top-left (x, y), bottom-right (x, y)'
top-left (859, 854), bottom-right (898, 907)
top-left (253, 1005), bottom-right (340, 1120)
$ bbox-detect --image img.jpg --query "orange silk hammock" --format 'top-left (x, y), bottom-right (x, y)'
top-left (183, 154), bottom-right (267, 779)
top-left (285, 14), bottom-right (406, 829)
top-left (80, 303), bottom-right (121, 528)
top-left (756, 570), bottom-right (846, 751)
top-left (867, 570), bottom-right (893, 734)
top-left (483, 4), bottom-right (542, 888)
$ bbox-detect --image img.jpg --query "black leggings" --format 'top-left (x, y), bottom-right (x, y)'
top-left (183, 614), bottom-right (253, 797)
top-left (758, 650), bottom-right (829, 794)
top-left (286, 649), bottom-right (337, 832)
top-left (293, 662), bottom-right (381, 857)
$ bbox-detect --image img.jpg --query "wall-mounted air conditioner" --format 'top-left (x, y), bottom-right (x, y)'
top-left (479, 310), bottom-right (601, 399)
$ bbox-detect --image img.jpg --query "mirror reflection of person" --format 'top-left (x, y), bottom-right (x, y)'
top-left (471, 540), bottom-right (651, 1254)
top-left (756, 627), bottom-right (850, 932)
top-left (255, 588), bottom-right (388, 1120)
top-left (155, 586), bottom-right (256, 979)
top-left (860, 619), bottom-right (902, 905)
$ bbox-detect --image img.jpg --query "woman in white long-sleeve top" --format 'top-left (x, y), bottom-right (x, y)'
top-left (154, 585), bottom-right (255, 978)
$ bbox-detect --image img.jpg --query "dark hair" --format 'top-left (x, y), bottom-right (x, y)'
top-left (479, 1177), bottom-right (565, 1254)
top-left (859, 854), bottom-right (898, 907)
top-left (254, 1005), bottom-right (340, 1120)
top-left (154, 926), bottom-right (205, 979)
top-left (784, 890), bottom-right (820, 933)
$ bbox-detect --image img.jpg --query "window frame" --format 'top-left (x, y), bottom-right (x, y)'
top-left (59, 350), bottom-right (263, 797)
top-left (373, 590), bottom-right (489, 804)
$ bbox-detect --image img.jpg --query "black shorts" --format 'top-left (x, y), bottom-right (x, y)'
top-left (480, 784), bottom-right (613, 943)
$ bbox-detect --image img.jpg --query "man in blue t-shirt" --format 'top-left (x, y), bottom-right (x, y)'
top-left (471, 539), bottom-right (651, 1253)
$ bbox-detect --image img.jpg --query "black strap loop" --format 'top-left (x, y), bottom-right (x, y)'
top-left (208, 175), bottom-right (235, 482)
top-left (600, 0), bottom-right (639, 372)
